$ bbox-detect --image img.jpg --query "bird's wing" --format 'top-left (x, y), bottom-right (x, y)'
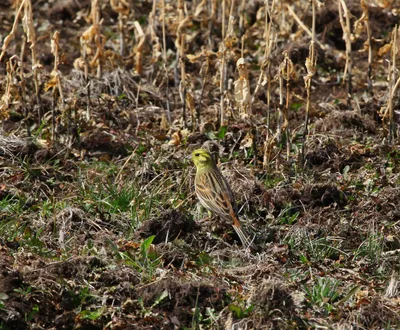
top-left (195, 171), bottom-right (232, 217)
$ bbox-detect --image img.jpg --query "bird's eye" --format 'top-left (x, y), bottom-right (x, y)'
top-left (195, 153), bottom-right (199, 156)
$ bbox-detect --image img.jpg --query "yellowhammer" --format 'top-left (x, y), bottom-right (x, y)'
top-left (192, 148), bottom-right (254, 248)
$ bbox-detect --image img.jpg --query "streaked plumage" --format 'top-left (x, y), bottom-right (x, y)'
top-left (192, 149), bottom-right (253, 248)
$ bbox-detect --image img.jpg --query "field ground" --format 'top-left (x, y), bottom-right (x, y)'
top-left (1, 0), bottom-right (400, 329)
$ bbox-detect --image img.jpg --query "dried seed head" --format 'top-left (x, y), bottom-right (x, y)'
top-left (279, 51), bottom-right (295, 80)
top-left (73, 58), bottom-right (86, 71)
top-left (236, 58), bottom-right (248, 80)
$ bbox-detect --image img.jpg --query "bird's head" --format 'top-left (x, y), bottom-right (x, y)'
top-left (191, 149), bottom-right (214, 169)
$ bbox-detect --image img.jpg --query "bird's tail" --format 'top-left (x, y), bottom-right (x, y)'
top-left (232, 222), bottom-right (255, 250)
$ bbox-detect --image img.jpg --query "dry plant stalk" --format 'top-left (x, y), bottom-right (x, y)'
top-left (193, 0), bottom-right (206, 18)
top-left (79, 0), bottom-right (104, 120)
top-left (80, 0), bottom-right (105, 78)
top-left (258, 0), bottom-right (277, 169)
top-left (175, 0), bottom-right (190, 128)
top-left (148, 0), bottom-right (162, 66)
top-left (50, 32), bottom-right (64, 103)
top-left (0, 0), bottom-right (25, 62)
top-left (364, 2), bottom-right (373, 96)
top-left (219, 42), bottom-right (226, 125)
top-left (22, 0), bottom-right (41, 108)
top-left (276, 52), bottom-right (292, 141)
top-left (74, 55), bottom-right (91, 121)
top-left (301, 0), bottom-right (318, 167)
top-left (338, 0), bottom-right (353, 107)
top-left (0, 0), bottom-right (30, 129)
top-left (179, 34), bottom-right (187, 128)
top-left (234, 58), bottom-right (251, 116)
top-left (278, 51), bottom-right (294, 160)
top-left (0, 58), bottom-right (19, 120)
top-left (253, 0), bottom-right (276, 103)
top-left (238, 0), bottom-right (246, 36)
top-left (219, 48), bottom-right (226, 126)
top-left (219, 15), bottom-right (236, 126)
top-left (175, 0), bottom-right (190, 49)
top-left (161, 0), bottom-right (171, 123)
top-left (133, 21), bottom-right (145, 75)
top-left (186, 89), bottom-right (196, 131)
top-left (353, 0), bottom-right (373, 95)
top-left (19, 35), bottom-right (29, 135)
top-left (286, 4), bottom-right (326, 51)
top-left (2, 0), bottom-right (45, 122)
top-left (110, 0), bottom-right (130, 56)
top-left (380, 25), bottom-right (400, 143)
top-left (46, 31), bottom-right (65, 143)
top-left (196, 50), bottom-right (211, 126)
top-left (73, 57), bottom-right (90, 120)
top-left (222, 0), bottom-right (226, 39)
top-left (208, 0), bottom-right (218, 48)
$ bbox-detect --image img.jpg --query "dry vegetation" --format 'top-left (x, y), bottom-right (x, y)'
top-left (1, 0), bottom-right (400, 329)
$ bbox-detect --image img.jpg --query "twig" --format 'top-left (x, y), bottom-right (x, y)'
top-left (161, 0), bottom-right (171, 123)
top-left (179, 33), bottom-right (187, 128)
top-left (301, 0), bottom-right (318, 167)
top-left (363, 1), bottom-right (373, 96)
top-left (338, 0), bottom-right (353, 107)
top-left (0, 0), bottom-right (25, 62)
top-left (23, 0), bottom-right (43, 123)
top-left (50, 31), bottom-right (64, 144)
top-left (286, 4), bottom-right (326, 51)
top-left (261, 0), bottom-right (276, 170)
top-left (389, 25), bottom-right (398, 143)
top-left (110, 0), bottom-right (130, 56)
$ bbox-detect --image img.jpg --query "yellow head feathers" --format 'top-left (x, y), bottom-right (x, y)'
top-left (191, 149), bottom-right (214, 169)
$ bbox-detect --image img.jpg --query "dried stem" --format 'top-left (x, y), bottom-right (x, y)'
top-left (50, 31), bottom-right (65, 144)
top-left (0, 0), bottom-right (25, 62)
top-left (148, 0), bottom-right (161, 78)
top-left (176, 0), bottom-right (188, 128)
top-left (0, 58), bottom-right (18, 120)
top-left (287, 4), bottom-right (326, 51)
top-left (258, 0), bottom-right (277, 169)
top-left (253, 0), bottom-right (276, 104)
top-left (197, 53), bottom-right (210, 127)
top-left (179, 33), bottom-right (187, 128)
top-left (285, 58), bottom-right (291, 161)
top-left (23, 0), bottom-right (43, 123)
top-left (239, 0), bottom-right (246, 36)
top-left (278, 51), bottom-right (293, 161)
top-left (133, 21), bottom-right (145, 75)
top-left (219, 47), bottom-right (226, 127)
top-left (18, 33), bottom-right (29, 135)
top-left (301, 0), bottom-right (317, 167)
top-left (80, 0), bottom-right (104, 79)
top-left (222, 0), bottom-right (226, 39)
top-left (92, 0), bottom-right (103, 78)
top-left (234, 57), bottom-right (251, 116)
top-left (365, 7), bottom-right (373, 96)
top-left (379, 26), bottom-right (399, 143)
top-left (79, 0), bottom-right (105, 120)
top-left (110, 0), bottom-right (130, 56)
top-left (161, 0), bottom-right (171, 123)
top-left (338, 0), bottom-right (353, 107)
top-left (388, 25), bottom-right (398, 143)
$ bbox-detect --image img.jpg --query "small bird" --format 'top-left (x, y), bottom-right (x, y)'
top-left (191, 148), bottom-right (254, 248)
